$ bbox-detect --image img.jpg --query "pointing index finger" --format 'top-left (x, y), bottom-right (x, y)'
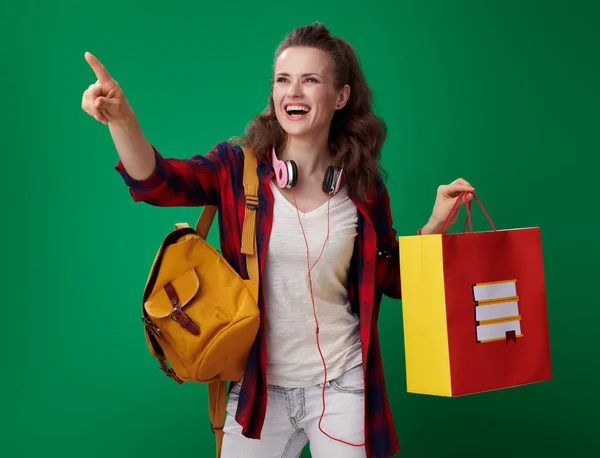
top-left (85, 51), bottom-right (112, 82)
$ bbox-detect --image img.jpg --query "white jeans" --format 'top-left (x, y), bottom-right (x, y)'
top-left (221, 363), bottom-right (367, 458)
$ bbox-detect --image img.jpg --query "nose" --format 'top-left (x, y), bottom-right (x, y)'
top-left (287, 80), bottom-right (303, 98)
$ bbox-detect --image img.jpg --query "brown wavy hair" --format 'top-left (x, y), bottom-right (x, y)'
top-left (231, 22), bottom-right (387, 201)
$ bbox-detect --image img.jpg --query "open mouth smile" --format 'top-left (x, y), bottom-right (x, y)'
top-left (284, 103), bottom-right (311, 120)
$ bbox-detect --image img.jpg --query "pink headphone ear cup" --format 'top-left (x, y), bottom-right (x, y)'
top-left (272, 147), bottom-right (289, 188)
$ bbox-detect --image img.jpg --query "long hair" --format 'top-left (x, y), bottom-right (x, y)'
top-left (232, 22), bottom-right (387, 201)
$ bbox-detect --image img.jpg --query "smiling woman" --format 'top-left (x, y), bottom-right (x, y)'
top-left (239, 25), bottom-right (387, 204)
top-left (81, 21), bottom-right (475, 458)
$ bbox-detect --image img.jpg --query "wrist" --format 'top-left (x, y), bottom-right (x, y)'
top-left (108, 112), bottom-right (136, 130)
top-left (107, 103), bottom-right (137, 129)
top-left (420, 218), bottom-right (444, 235)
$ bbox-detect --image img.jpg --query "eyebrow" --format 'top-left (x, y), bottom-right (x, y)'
top-left (275, 72), bottom-right (323, 78)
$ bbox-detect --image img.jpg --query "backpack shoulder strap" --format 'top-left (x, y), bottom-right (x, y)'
top-left (193, 206), bottom-right (217, 240)
top-left (187, 146), bottom-right (260, 260)
top-left (239, 146), bottom-right (259, 281)
top-left (209, 145), bottom-right (260, 458)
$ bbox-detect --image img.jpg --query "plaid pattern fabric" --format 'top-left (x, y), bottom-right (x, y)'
top-left (115, 142), bottom-right (402, 458)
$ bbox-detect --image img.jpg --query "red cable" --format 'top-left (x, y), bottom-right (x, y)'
top-left (291, 188), bottom-right (365, 448)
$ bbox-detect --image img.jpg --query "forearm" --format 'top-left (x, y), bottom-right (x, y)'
top-left (108, 114), bottom-right (156, 181)
top-left (114, 139), bottom-right (228, 209)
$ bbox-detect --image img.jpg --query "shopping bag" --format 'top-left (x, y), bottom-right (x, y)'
top-left (398, 193), bottom-right (552, 397)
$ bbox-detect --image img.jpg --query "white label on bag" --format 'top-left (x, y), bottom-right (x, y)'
top-left (476, 320), bottom-right (522, 343)
top-left (473, 280), bottom-right (517, 303)
top-left (475, 300), bottom-right (520, 322)
top-left (472, 279), bottom-right (522, 343)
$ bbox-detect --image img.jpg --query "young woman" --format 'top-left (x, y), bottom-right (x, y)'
top-left (82, 22), bottom-right (474, 458)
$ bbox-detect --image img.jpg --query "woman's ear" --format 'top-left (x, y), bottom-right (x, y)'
top-left (336, 84), bottom-right (351, 110)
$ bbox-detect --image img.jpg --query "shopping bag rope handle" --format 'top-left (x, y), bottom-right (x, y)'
top-left (440, 191), bottom-right (496, 234)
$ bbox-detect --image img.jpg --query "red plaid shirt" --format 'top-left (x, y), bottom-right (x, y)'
top-left (116, 142), bottom-right (403, 458)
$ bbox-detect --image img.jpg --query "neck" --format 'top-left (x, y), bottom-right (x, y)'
top-left (280, 134), bottom-right (332, 177)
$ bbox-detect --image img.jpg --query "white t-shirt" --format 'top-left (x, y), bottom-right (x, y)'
top-left (263, 180), bottom-right (362, 387)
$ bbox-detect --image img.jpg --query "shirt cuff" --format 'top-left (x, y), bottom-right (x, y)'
top-left (114, 145), bottom-right (168, 201)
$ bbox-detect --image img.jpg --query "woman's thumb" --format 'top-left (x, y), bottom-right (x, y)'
top-left (94, 97), bottom-right (107, 109)
top-left (95, 96), bottom-right (121, 112)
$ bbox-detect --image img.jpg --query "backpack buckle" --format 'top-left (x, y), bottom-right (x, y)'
top-left (169, 308), bottom-right (201, 336)
top-left (159, 362), bottom-right (183, 384)
top-left (245, 194), bottom-right (259, 210)
top-left (142, 316), bottom-right (162, 337)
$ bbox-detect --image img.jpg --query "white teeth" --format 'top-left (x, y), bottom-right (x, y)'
top-left (286, 105), bottom-right (310, 114)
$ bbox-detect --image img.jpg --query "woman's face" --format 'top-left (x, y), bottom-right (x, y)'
top-left (272, 46), bottom-right (349, 141)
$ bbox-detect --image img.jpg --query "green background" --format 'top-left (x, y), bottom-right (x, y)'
top-left (5, 0), bottom-right (599, 456)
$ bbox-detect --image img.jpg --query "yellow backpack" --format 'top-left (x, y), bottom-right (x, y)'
top-left (140, 146), bottom-right (260, 457)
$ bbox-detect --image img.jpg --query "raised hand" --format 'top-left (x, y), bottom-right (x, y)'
top-left (81, 52), bottom-right (133, 125)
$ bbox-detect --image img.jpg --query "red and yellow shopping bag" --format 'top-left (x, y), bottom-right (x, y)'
top-left (399, 193), bottom-right (552, 396)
